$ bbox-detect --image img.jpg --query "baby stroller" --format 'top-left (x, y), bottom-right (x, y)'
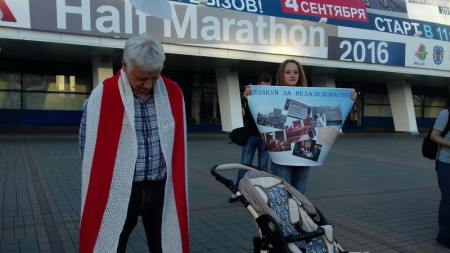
top-left (211, 163), bottom-right (354, 253)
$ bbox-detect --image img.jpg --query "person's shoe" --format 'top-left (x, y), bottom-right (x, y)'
top-left (228, 194), bottom-right (238, 203)
top-left (437, 237), bottom-right (450, 248)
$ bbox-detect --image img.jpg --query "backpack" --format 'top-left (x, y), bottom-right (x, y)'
top-left (422, 110), bottom-right (450, 160)
top-left (229, 100), bottom-right (250, 147)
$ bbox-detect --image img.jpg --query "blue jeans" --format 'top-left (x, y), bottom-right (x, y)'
top-left (271, 162), bottom-right (310, 195)
top-left (436, 160), bottom-right (450, 239)
top-left (235, 135), bottom-right (269, 189)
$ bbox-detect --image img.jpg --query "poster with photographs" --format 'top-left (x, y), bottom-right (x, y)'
top-left (248, 86), bottom-right (354, 166)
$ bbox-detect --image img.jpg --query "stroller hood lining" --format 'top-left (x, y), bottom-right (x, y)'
top-left (239, 171), bottom-right (319, 222)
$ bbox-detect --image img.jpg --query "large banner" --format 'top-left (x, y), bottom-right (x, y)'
top-left (173, 0), bottom-right (450, 42)
top-left (1, 0), bottom-right (449, 70)
top-left (247, 86), bottom-right (354, 166)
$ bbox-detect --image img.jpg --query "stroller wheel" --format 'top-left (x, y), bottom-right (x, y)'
top-left (253, 237), bottom-right (263, 253)
top-left (255, 214), bottom-right (291, 253)
top-left (253, 237), bottom-right (281, 253)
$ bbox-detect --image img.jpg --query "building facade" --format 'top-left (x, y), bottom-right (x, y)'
top-left (0, 0), bottom-right (449, 133)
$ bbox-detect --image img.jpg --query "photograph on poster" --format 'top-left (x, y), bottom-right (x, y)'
top-left (316, 127), bottom-right (340, 147)
top-left (256, 108), bottom-right (287, 129)
top-left (311, 105), bottom-right (343, 127)
top-left (313, 112), bottom-right (327, 128)
top-left (292, 140), bottom-right (322, 162)
top-left (284, 98), bottom-right (312, 119)
top-left (263, 130), bottom-right (291, 152)
top-left (255, 102), bottom-right (343, 160)
top-left (285, 118), bottom-right (316, 144)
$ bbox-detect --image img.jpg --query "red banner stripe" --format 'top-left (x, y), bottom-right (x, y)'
top-left (79, 73), bottom-right (124, 253)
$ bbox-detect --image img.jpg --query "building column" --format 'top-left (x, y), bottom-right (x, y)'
top-left (189, 74), bottom-right (202, 124)
top-left (387, 80), bottom-right (419, 134)
top-left (191, 86), bottom-right (202, 124)
top-left (215, 67), bottom-right (242, 132)
top-left (310, 74), bottom-right (335, 87)
top-left (92, 56), bottom-right (113, 87)
top-left (212, 94), bottom-right (218, 124)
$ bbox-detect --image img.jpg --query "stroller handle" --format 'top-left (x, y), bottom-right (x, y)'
top-left (210, 163), bottom-right (258, 192)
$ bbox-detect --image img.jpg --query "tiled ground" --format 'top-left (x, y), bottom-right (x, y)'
top-left (0, 132), bottom-right (449, 252)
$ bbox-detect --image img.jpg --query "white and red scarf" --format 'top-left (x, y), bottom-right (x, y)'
top-left (79, 70), bottom-right (189, 253)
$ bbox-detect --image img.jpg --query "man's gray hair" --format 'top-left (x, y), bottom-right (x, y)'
top-left (123, 33), bottom-right (166, 73)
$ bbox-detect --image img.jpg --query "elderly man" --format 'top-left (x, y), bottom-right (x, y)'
top-left (79, 33), bottom-right (189, 253)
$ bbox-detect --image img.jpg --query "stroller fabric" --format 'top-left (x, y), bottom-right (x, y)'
top-left (239, 170), bottom-right (342, 253)
top-left (267, 184), bottom-right (328, 253)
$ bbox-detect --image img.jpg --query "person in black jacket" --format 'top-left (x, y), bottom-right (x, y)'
top-left (229, 73), bottom-right (272, 203)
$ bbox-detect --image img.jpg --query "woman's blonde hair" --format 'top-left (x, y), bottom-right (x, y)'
top-left (276, 59), bottom-right (308, 87)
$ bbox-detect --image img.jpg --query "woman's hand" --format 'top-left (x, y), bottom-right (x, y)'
top-left (243, 84), bottom-right (252, 99)
top-left (351, 91), bottom-right (358, 100)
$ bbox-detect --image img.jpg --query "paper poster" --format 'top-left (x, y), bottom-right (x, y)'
top-left (247, 86), bottom-right (354, 166)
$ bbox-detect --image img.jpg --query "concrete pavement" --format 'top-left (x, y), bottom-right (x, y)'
top-left (0, 131), bottom-right (449, 252)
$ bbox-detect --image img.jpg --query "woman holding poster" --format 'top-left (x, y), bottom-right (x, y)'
top-left (271, 59), bottom-right (311, 194)
top-left (244, 59), bottom-right (357, 194)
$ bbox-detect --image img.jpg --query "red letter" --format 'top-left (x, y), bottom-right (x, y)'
top-left (0, 0), bottom-right (17, 22)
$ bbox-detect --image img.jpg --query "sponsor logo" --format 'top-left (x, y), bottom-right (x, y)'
top-left (415, 44), bottom-right (427, 60)
top-left (414, 43), bottom-right (427, 66)
top-left (0, 0), bottom-right (17, 22)
top-left (433, 46), bottom-right (444, 65)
